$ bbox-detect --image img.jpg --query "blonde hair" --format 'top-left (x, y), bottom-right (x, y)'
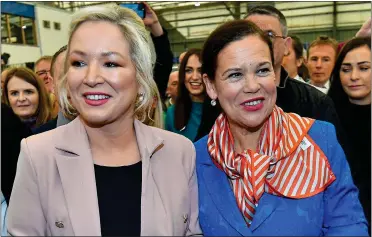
top-left (58, 5), bottom-right (163, 128)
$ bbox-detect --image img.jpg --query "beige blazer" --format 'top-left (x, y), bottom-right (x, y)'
top-left (7, 118), bottom-right (202, 236)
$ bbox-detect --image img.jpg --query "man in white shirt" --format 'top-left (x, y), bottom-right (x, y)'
top-left (306, 36), bottom-right (338, 94)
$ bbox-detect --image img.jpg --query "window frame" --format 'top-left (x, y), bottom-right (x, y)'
top-left (2, 13), bottom-right (38, 46)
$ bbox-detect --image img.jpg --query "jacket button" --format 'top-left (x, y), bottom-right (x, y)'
top-left (55, 221), bottom-right (64, 228)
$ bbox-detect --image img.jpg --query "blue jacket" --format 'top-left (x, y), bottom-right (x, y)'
top-left (195, 120), bottom-right (368, 236)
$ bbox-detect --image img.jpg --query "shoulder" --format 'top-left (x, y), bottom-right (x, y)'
top-left (308, 120), bottom-right (341, 168)
top-left (287, 79), bottom-right (331, 103)
top-left (32, 118), bottom-right (57, 134)
top-left (194, 135), bottom-right (211, 165)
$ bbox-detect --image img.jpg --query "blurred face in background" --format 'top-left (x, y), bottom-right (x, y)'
top-left (307, 44), bottom-right (336, 87)
top-left (7, 76), bottom-right (39, 120)
top-left (340, 45), bottom-right (371, 105)
top-left (35, 59), bottom-right (54, 93)
top-left (184, 54), bottom-right (204, 102)
top-left (282, 43), bottom-right (303, 78)
top-left (246, 14), bottom-right (291, 70)
top-left (166, 71), bottom-right (179, 101)
top-left (52, 51), bottom-right (67, 100)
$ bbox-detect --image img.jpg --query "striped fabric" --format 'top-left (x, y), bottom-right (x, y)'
top-left (207, 105), bottom-right (336, 225)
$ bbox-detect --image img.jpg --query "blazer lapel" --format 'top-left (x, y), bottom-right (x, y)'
top-left (250, 192), bottom-right (280, 231)
top-left (54, 118), bottom-right (101, 236)
top-left (202, 164), bottom-right (252, 236)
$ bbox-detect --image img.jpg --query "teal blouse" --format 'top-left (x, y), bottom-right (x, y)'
top-left (165, 102), bottom-right (203, 141)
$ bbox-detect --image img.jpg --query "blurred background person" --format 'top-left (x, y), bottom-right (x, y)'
top-left (328, 36), bottom-right (371, 226)
top-left (307, 36), bottom-right (338, 94)
top-left (1, 53), bottom-right (11, 69)
top-left (2, 67), bottom-right (53, 129)
top-left (165, 70), bottom-right (179, 108)
top-left (282, 35), bottom-right (306, 82)
top-left (34, 55), bottom-right (54, 93)
top-left (1, 103), bottom-right (32, 205)
top-left (165, 48), bottom-right (205, 141)
top-left (33, 45), bottom-right (68, 134)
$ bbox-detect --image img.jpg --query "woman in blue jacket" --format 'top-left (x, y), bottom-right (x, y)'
top-left (195, 20), bottom-right (368, 236)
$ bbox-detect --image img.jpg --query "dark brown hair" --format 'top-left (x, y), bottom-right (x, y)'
top-left (174, 48), bottom-right (202, 130)
top-left (201, 19), bottom-right (274, 81)
top-left (328, 37), bottom-right (371, 106)
top-left (2, 67), bottom-right (53, 126)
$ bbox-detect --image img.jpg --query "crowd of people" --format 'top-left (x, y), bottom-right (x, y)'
top-left (1, 3), bottom-right (371, 236)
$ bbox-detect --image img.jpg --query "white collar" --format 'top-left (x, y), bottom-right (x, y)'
top-left (309, 80), bottom-right (330, 94)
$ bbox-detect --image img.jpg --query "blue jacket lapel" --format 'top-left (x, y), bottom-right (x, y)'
top-left (202, 164), bottom-right (252, 236)
top-left (250, 193), bottom-right (280, 231)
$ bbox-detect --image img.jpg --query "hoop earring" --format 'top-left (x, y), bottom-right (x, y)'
top-left (211, 99), bottom-right (217, 106)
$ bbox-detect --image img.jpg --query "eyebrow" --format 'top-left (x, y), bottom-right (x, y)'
top-left (221, 61), bottom-right (271, 77)
top-left (70, 50), bottom-right (125, 59)
top-left (342, 61), bottom-right (371, 66)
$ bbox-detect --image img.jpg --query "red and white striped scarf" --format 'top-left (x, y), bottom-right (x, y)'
top-left (207, 106), bottom-right (336, 225)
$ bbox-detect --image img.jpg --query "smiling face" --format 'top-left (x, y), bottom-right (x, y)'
top-left (203, 35), bottom-right (276, 130)
top-left (184, 54), bottom-right (204, 102)
top-left (7, 76), bottom-right (39, 120)
top-left (67, 21), bottom-right (138, 127)
top-left (340, 45), bottom-right (371, 105)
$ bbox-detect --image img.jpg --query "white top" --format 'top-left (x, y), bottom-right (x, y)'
top-left (309, 80), bottom-right (330, 94)
top-left (293, 75), bottom-right (306, 83)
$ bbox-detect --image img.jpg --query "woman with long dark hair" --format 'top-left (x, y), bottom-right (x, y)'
top-left (328, 36), bottom-right (371, 225)
top-left (165, 48), bottom-right (205, 141)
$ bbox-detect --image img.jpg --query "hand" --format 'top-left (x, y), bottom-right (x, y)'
top-left (142, 2), bottom-right (163, 37)
top-left (356, 17), bottom-right (371, 37)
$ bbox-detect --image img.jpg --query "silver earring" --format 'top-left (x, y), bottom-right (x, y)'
top-left (138, 92), bottom-right (144, 102)
top-left (211, 99), bottom-right (216, 106)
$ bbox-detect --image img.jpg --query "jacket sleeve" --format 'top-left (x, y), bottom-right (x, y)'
top-left (7, 139), bottom-right (47, 236)
top-left (322, 124), bottom-right (368, 236)
top-left (186, 143), bottom-right (203, 236)
top-left (151, 28), bottom-right (174, 101)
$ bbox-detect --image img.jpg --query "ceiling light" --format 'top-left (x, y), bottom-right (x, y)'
top-left (22, 25), bottom-right (26, 29)
top-left (194, 2), bottom-right (200, 6)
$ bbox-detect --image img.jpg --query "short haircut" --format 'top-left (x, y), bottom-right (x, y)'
top-left (245, 5), bottom-right (288, 37)
top-left (2, 67), bottom-right (52, 126)
top-left (34, 55), bottom-right (52, 71)
top-left (50, 45), bottom-right (67, 78)
top-left (307, 35), bottom-right (338, 58)
top-left (289, 35), bottom-right (304, 60)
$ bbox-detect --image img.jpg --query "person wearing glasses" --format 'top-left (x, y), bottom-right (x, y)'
top-left (35, 55), bottom-right (59, 118)
top-left (194, 5), bottom-right (347, 156)
top-left (34, 56), bottom-right (54, 93)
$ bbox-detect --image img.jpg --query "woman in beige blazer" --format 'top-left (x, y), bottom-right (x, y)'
top-left (7, 5), bottom-right (201, 236)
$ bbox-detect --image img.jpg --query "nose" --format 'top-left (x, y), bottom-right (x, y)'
top-left (350, 68), bottom-right (360, 81)
top-left (84, 62), bottom-right (104, 87)
top-left (191, 70), bottom-right (201, 80)
top-left (315, 59), bottom-right (322, 68)
top-left (18, 92), bottom-right (26, 102)
top-left (243, 75), bottom-right (260, 93)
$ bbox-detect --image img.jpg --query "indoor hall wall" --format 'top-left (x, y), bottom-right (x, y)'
top-left (2, 44), bottom-right (41, 65)
top-left (35, 4), bottom-right (71, 57)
